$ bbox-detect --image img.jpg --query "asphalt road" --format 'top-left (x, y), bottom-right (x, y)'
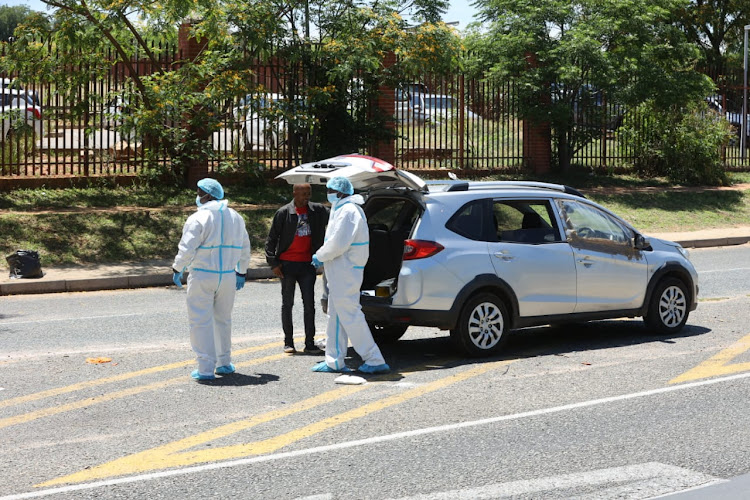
top-left (1, 245), bottom-right (749, 499)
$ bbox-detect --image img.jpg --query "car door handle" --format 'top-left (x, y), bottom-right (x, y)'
top-left (494, 251), bottom-right (514, 262)
top-left (577, 256), bottom-right (594, 267)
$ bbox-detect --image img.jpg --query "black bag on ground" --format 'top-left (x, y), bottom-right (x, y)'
top-left (6, 250), bottom-right (44, 279)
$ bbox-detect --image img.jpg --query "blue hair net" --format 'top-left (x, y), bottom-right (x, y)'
top-left (197, 178), bottom-right (224, 200)
top-left (326, 176), bottom-right (354, 195)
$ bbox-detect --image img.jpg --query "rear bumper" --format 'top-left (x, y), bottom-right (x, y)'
top-left (360, 295), bottom-right (455, 330)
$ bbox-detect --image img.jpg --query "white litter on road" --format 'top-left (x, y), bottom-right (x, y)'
top-left (334, 375), bottom-right (367, 385)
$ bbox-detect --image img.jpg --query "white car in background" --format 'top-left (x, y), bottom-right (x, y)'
top-left (1, 87), bottom-right (44, 140)
top-left (234, 93), bottom-right (303, 150)
top-left (411, 94), bottom-right (479, 125)
top-left (395, 83), bottom-right (429, 123)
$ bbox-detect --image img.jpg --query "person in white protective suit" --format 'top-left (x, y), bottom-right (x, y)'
top-left (310, 176), bottom-right (390, 374)
top-left (172, 178), bottom-right (252, 381)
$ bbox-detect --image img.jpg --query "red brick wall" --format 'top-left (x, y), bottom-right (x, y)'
top-left (371, 52), bottom-right (396, 165)
top-left (523, 120), bottom-right (551, 174)
top-left (179, 22), bottom-right (209, 188)
top-left (178, 22), bottom-right (207, 62)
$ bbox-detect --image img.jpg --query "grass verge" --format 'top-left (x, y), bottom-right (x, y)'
top-left (1, 171), bottom-right (749, 266)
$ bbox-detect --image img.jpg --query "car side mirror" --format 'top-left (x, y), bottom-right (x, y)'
top-left (634, 234), bottom-right (650, 250)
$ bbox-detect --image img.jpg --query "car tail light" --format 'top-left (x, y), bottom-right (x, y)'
top-left (28, 107), bottom-right (41, 120)
top-left (402, 239), bottom-right (444, 260)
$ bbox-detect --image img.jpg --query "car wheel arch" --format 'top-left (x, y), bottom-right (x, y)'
top-left (448, 274), bottom-right (519, 330)
top-left (641, 262), bottom-right (695, 315)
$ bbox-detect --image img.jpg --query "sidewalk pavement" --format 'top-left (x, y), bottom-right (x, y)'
top-left (2, 227), bottom-right (750, 296)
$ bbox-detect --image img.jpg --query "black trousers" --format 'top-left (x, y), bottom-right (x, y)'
top-left (280, 260), bottom-right (317, 348)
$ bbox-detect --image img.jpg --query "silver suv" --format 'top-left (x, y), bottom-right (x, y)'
top-left (279, 155), bottom-right (699, 357)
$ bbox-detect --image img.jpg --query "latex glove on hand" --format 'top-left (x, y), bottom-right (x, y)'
top-left (311, 255), bottom-right (323, 269)
top-left (172, 268), bottom-right (183, 288)
top-left (235, 272), bottom-right (246, 291)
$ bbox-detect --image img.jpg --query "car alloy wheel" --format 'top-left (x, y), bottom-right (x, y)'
top-left (645, 277), bottom-right (690, 334)
top-left (452, 292), bottom-right (509, 357)
top-left (658, 285), bottom-right (687, 327)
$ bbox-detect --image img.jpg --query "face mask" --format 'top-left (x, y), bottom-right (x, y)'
top-left (195, 195), bottom-right (204, 207)
top-left (327, 192), bottom-right (339, 205)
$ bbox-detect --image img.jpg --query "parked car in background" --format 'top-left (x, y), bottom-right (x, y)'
top-left (103, 95), bottom-right (129, 130)
top-left (278, 155), bottom-right (699, 357)
top-left (551, 83), bottom-right (624, 131)
top-left (706, 95), bottom-right (750, 143)
top-left (395, 83), bottom-right (429, 123)
top-left (1, 87), bottom-right (43, 140)
top-left (412, 93), bottom-right (480, 125)
top-left (0, 79), bottom-right (41, 107)
top-left (233, 93), bottom-right (306, 150)
top-left (571, 85), bottom-right (623, 130)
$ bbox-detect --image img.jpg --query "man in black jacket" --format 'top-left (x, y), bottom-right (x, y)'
top-left (265, 183), bottom-right (329, 354)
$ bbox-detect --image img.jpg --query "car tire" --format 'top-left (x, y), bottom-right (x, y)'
top-left (451, 293), bottom-right (509, 357)
top-left (368, 322), bottom-right (408, 345)
top-left (644, 277), bottom-right (690, 334)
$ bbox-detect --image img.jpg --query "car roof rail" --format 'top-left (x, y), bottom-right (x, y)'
top-left (426, 180), bottom-right (586, 198)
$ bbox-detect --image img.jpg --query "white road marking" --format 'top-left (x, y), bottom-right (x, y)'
top-left (388, 463), bottom-right (723, 499)
top-left (699, 268), bottom-right (750, 274)
top-left (3, 370), bottom-right (748, 500)
top-left (0, 313), bottom-right (147, 326)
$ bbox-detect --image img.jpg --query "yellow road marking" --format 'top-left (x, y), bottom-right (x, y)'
top-left (0, 340), bottom-right (283, 410)
top-left (670, 332), bottom-right (750, 384)
top-left (0, 353), bottom-right (285, 429)
top-left (39, 359), bottom-right (513, 487)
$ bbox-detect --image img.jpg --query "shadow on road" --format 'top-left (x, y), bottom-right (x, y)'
top-left (370, 320), bottom-right (712, 372)
top-left (198, 372), bottom-right (280, 386)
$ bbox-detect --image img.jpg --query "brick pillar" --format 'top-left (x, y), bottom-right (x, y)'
top-left (371, 51), bottom-right (396, 165)
top-left (179, 22), bottom-right (210, 188)
top-left (523, 120), bottom-right (551, 174)
top-left (522, 51), bottom-right (551, 174)
top-left (178, 21), bottom-right (207, 62)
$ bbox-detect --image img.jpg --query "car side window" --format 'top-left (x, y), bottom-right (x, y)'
top-left (446, 199), bottom-right (494, 241)
top-left (494, 200), bottom-right (561, 244)
top-left (557, 199), bottom-right (632, 248)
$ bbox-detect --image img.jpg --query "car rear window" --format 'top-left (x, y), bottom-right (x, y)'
top-left (446, 199), bottom-right (495, 241)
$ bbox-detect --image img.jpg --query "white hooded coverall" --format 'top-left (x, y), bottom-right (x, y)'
top-left (316, 195), bottom-right (386, 370)
top-left (172, 200), bottom-right (251, 376)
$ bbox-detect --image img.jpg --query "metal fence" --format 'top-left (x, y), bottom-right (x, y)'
top-left (394, 76), bottom-right (524, 170)
top-left (0, 38), bottom-right (531, 178)
top-left (2, 39), bottom-right (750, 179)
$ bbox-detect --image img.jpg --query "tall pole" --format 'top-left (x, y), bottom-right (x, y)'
top-left (743, 26), bottom-right (750, 158)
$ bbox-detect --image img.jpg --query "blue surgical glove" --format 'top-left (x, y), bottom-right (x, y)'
top-left (236, 272), bottom-right (246, 291)
top-left (311, 255), bottom-right (323, 269)
top-left (172, 268), bottom-right (183, 288)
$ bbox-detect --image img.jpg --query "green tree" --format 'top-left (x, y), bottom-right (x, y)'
top-left (618, 100), bottom-right (732, 184)
top-left (0, 0), bottom-right (460, 185)
top-left (0, 5), bottom-right (34, 42)
top-left (674, 0), bottom-right (750, 70)
top-left (226, 0), bottom-right (461, 160)
top-left (465, 0), bottom-right (715, 173)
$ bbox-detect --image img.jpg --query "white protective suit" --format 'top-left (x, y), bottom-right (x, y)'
top-left (316, 194), bottom-right (386, 370)
top-left (172, 199), bottom-right (251, 376)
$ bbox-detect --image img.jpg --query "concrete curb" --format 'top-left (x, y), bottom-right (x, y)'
top-left (0, 267), bottom-right (276, 296)
top-left (672, 235), bottom-right (750, 249)
top-left (2, 235), bottom-right (749, 296)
